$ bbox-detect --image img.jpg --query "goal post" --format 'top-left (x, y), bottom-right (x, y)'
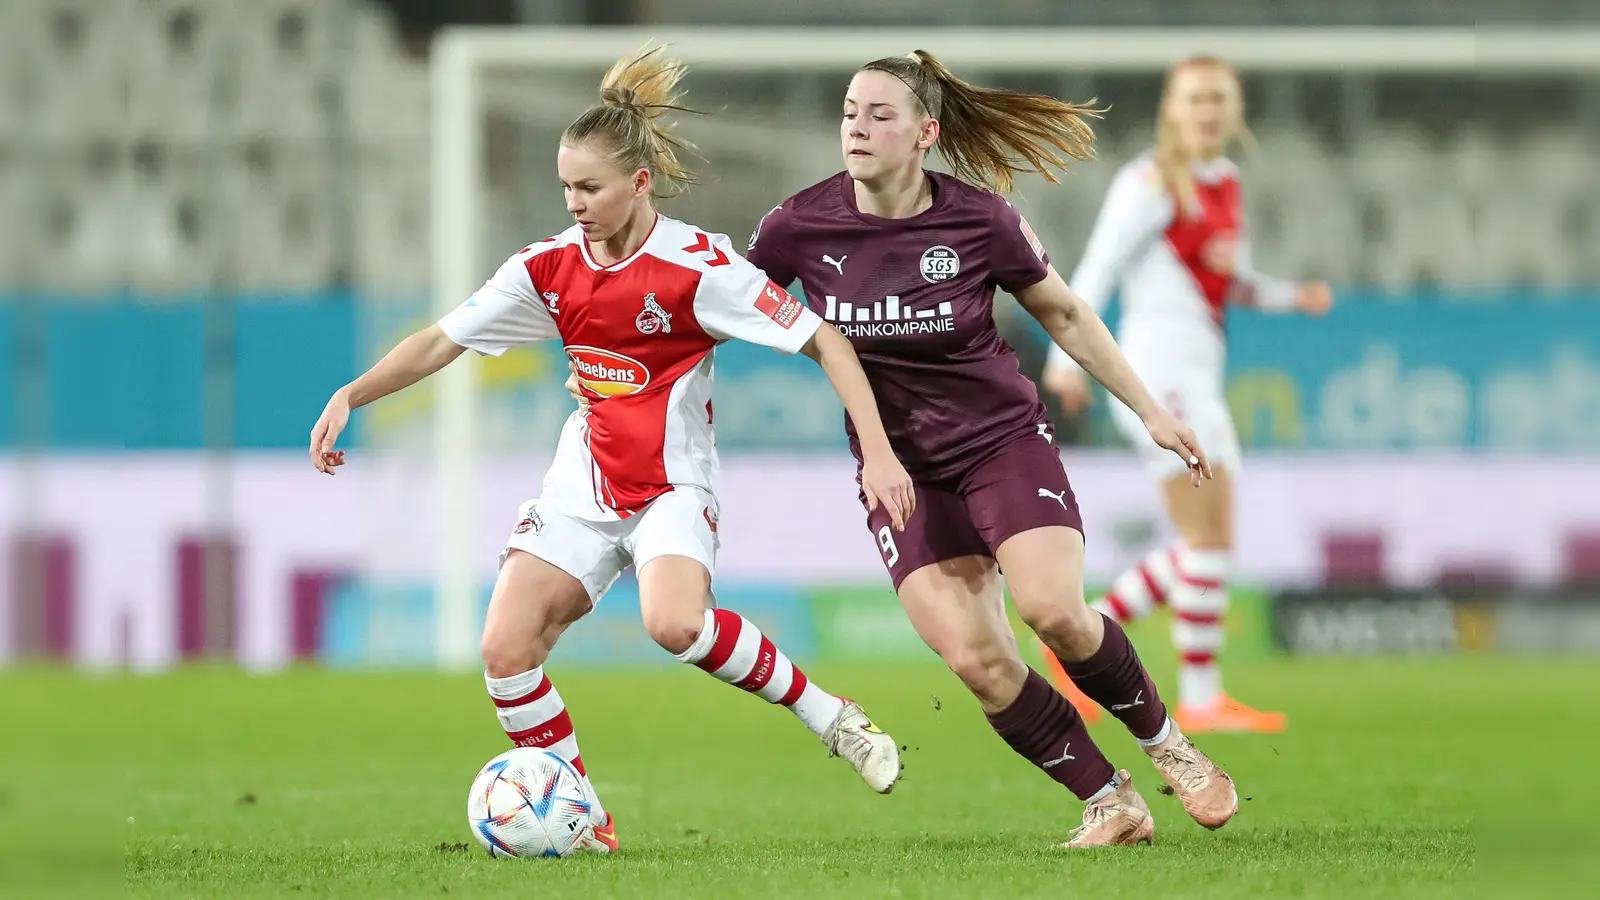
top-left (428, 25), bottom-right (1592, 670)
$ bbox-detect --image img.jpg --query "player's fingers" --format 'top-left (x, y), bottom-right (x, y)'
top-left (863, 485), bottom-right (879, 514)
top-left (888, 490), bottom-right (907, 532)
top-left (309, 422), bottom-right (327, 470)
top-left (900, 482), bottom-right (917, 521)
top-left (1186, 436), bottom-right (1212, 480)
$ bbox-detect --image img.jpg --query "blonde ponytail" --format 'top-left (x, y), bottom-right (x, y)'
top-left (562, 44), bottom-right (703, 197)
top-left (860, 50), bottom-right (1103, 194)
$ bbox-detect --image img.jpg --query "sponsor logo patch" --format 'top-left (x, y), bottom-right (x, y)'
top-left (566, 346), bottom-right (651, 397)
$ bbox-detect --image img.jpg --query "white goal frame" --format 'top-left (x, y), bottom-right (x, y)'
top-left (428, 25), bottom-right (1597, 669)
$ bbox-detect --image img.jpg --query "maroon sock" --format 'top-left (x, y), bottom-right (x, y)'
top-left (1061, 614), bottom-right (1170, 742)
top-left (985, 668), bottom-right (1116, 801)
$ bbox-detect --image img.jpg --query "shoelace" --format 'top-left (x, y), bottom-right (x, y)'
top-left (1151, 739), bottom-right (1211, 793)
top-left (1067, 804), bottom-right (1114, 842)
top-left (822, 707), bottom-right (871, 765)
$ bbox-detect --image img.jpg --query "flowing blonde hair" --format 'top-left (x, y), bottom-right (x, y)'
top-left (561, 44), bottom-right (703, 198)
top-left (859, 50), bottom-right (1103, 194)
top-left (1154, 56), bottom-right (1251, 215)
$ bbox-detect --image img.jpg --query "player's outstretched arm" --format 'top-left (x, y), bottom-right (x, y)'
top-left (309, 325), bottom-right (466, 475)
top-left (1015, 267), bottom-right (1213, 486)
top-left (800, 324), bottom-right (916, 530)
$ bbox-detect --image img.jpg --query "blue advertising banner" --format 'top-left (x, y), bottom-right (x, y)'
top-left (3, 290), bottom-right (1596, 451)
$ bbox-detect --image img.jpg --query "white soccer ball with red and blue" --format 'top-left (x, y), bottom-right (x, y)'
top-left (466, 747), bottom-right (595, 858)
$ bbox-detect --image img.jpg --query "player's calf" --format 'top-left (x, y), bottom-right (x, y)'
top-left (675, 606), bottom-right (901, 793)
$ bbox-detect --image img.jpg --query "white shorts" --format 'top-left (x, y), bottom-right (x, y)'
top-left (1111, 377), bottom-right (1243, 482)
top-left (499, 487), bottom-right (720, 604)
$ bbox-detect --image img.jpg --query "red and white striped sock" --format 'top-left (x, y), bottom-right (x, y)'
top-left (675, 608), bottom-right (844, 736)
top-left (1168, 546), bottom-right (1229, 709)
top-left (1091, 543), bottom-right (1181, 623)
top-left (484, 667), bottom-right (606, 825)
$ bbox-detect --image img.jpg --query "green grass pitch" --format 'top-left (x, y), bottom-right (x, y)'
top-left (5, 652), bottom-right (1596, 898)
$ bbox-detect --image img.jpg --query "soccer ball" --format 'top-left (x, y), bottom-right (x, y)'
top-left (466, 747), bottom-right (595, 858)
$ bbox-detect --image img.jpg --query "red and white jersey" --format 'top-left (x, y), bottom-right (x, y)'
top-left (438, 214), bottom-right (822, 521)
top-left (1047, 153), bottom-right (1296, 380)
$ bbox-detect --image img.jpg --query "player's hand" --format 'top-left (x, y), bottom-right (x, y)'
top-left (1043, 363), bottom-right (1093, 414)
top-left (564, 364), bottom-right (590, 412)
top-left (861, 453), bottom-right (916, 532)
top-left (309, 389), bottom-right (352, 475)
top-left (1144, 409), bottom-right (1212, 487)
top-left (1296, 282), bottom-right (1333, 316)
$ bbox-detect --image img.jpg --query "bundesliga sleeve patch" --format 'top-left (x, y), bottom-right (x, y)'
top-left (754, 282), bottom-right (805, 329)
top-left (1019, 215), bottom-right (1046, 260)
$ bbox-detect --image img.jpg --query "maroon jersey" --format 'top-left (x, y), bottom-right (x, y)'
top-left (746, 171), bottom-right (1053, 481)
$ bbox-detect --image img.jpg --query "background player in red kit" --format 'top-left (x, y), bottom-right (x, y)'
top-left (744, 51), bottom-right (1238, 847)
top-left (307, 47), bottom-right (913, 854)
top-left (1041, 58), bottom-right (1332, 734)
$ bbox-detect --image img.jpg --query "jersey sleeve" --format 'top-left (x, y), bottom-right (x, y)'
top-left (1232, 235), bottom-right (1300, 311)
top-left (742, 204), bottom-right (799, 288)
top-left (988, 196), bottom-right (1051, 294)
top-left (692, 233), bottom-right (823, 356)
top-left (1046, 163), bottom-right (1173, 371)
top-left (437, 248), bottom-right (559, 356)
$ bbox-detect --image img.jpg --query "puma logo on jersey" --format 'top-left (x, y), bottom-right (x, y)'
top-left (635, 293), bottom-right (672, 335)
top-left (822, 254), bottom-right (847, 275)
top-left (1038, 487), bottom-right (1069, 510)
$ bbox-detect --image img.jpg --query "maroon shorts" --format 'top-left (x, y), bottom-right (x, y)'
top-left (862, 434), bottom-right (1084, 589)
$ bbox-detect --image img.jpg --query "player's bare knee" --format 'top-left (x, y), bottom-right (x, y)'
top-left (481, 632), bottom-right (540, 679)
top-left (944, 642), bottom-right (1024, 703)
top-left (642, 607), bottom-right (702, 656)
top-left (1016, 592), bottom-right (1093, 643)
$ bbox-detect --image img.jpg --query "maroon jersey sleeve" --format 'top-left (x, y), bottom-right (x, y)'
top-left (744, 204), bottom-right (799, 288)
top-left (988, 195), bottom-right (1051, 294)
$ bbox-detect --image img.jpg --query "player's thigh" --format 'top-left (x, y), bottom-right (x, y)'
top-left (992, 525), bottom-right (1092, 633)
top-left (627, 488), bottom-right (718, 654)
top-left (482, 501), bottom-right (626, 672)
top-left (1163, 464), bottom-right (1235, 549)
top-left (897, 557), bottom-right (1027, 711)
top-left (864, 481), bottom-right (989, 591)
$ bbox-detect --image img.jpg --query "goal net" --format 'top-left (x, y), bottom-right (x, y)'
top-left (420, 25), bottom-right (1572, 669)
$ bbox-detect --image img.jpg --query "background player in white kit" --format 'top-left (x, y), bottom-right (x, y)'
top-left (1040, 56), bottom-right (1332, 734)
top-left (306, 47), bottom-right (914, 853)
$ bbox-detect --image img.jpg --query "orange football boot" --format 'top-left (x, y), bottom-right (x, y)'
top-left (1174, 695), bottom-right (1286, 734)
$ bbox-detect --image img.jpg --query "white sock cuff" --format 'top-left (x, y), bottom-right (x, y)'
top-left (673, 609), bottom-right (718, 664)
top-left (484, 666), bottom-right (544, 699)
top-left (1085, 771), bottom-right (1125, 805)
top-left (1137, 717), bottom-right (1174, 748)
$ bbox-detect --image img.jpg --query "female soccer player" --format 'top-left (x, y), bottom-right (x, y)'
top-left (743, 51), bottom-right (1238, 847)
top-left (307, 47), bottom-right (913, 854)
top-left (1040, 57), bottom-right (1332, 735)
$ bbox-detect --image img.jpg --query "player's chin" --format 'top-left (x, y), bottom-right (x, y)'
top-left (578, 220), bottom-right (615, 240)
top-left (843, 153), bottom-right (878, 179)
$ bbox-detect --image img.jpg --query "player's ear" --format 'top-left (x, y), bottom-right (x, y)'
top-left (916, 117), bottom-right (939, 151)
top-left (632, 167), bottom-right (651, 199)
